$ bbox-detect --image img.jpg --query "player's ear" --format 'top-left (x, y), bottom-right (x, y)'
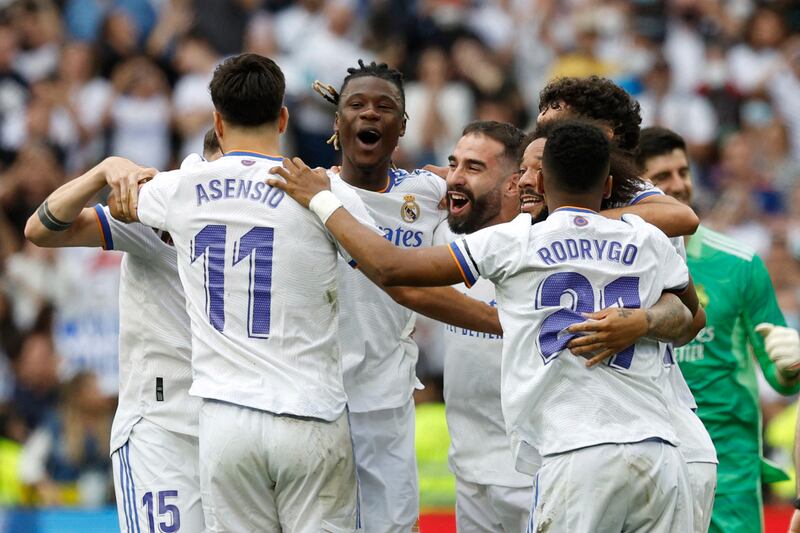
top-left (278, 106), bottom-right (289, 134)
top-left (535, 169), bottom-right (545, 196)
top-left (213, 112), bottom-right (224, 152)
top-left (506, 173), bottom-right (519, 195)
top-left (603, 174), bottom-right (613, 199)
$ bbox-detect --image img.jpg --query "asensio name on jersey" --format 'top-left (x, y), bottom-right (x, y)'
top-left (137, 151), bottom-right (375, 420)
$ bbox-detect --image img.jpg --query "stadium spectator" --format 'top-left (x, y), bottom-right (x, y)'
top-left (638, 56), bottom-right (718, 163)
top-left (402, 46), bottom-right (472, 168)
top-left (728, 6), bottom-right (788, 96)
top-left (171, 30), bottom-right (218, 159)
top-left (103, 56), bottom-right (171, 170)
top-left (7, 331), bottom-right (59, 440)
top-left (18, 371), bottom-right (112, 507)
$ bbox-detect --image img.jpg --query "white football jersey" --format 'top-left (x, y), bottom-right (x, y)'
top-left (434, 225), bottom-right (533, 487)
top-left (93, 206), bottom-right (196, 452)
top-left (335, 168), bottom-right (448, 412)
top-left (450, 209), bottom-right (688, 462)
top-left (617, 184), bottom-right (717, 464)
top-left (137, 151), bottom-right (375, 421)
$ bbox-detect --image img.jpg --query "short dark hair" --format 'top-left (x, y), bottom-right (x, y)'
top-left (542, 121), bottom-right (610, 194)
top-left (529, 116), bottom-right (646, 206)
top-left (538, 76), bottom-right (641, 151)
top-left (209, 53), bottom-right (285, 127)
top-left (203, 128), bottom-right (220, 156)
top-left (462, 120), bottom-right (525, 167)
top-left (635, 127), bottom-right (687, 171)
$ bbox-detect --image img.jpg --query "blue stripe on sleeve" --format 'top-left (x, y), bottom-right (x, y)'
top-left (347, 259), bottom-right (358, 269)
top-left (449, 242), bottom-right (478, 287)
top-left (629, 190), bottom-right (662, 205)
top-left (93, 204), bottom-right (115, 250)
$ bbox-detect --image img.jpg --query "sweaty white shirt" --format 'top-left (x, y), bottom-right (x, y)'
top-left (614, 181), bottom-right (717, 464)
top-left (137, 151), bottom-right (374, 421)
top-left (336, 168), bottom-right (448, 412)
top-left (450, 209), bottom-right (687, 469)
top-left (94, 206), bottom-right (196, 452)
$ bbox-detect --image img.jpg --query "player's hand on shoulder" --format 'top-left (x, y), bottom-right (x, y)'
top-left (101, 157), bottom-right (158, 222)
top-left (267, 157), bottom-right (331, 208)
top-left (566, 308), bottom-right (648, 367)
top-left (756, 323), bottom-right (800, 376)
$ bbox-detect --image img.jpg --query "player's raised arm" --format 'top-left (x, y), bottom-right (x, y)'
top-left (268, 158), bottom-right (466, 287)
top-left (601, 193), bottom-right (700, 238)
top-left (24, 157), bottom-right (156, 248)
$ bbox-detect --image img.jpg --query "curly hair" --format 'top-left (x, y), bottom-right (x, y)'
top-left (538, 76), bottom-right (642, 151)
top-left (529, 116), bottom-right (648, 208)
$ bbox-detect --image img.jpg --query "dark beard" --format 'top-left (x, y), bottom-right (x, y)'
top-left (447, 188), bottom-right (502, 235)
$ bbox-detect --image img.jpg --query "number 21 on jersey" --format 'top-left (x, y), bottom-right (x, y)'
top-left (192, 224), bottom-right (274, 337)
top-left (536, 271), bottom-right (640, 369)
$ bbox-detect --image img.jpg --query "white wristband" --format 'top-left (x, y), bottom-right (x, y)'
top-left (309, 190), bottom-right (343, 225)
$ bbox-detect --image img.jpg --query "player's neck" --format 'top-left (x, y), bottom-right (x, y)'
top-left (220, 130), bottom-right (282, 159)
top-left (546, 194), bottom-right (602, 214)
top-left (339, 156), bottom-right (393, 192)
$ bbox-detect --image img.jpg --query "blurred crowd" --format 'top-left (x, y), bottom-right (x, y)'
top-left (0, 0), bottom-right (799, 509)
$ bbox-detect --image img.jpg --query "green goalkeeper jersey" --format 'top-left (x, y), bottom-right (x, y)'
top-left (676, 225), bottom-right (800, 495)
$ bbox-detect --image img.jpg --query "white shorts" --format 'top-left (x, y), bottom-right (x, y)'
top-left (456, 477), bottom-right (532, 533)
top-left (112, 418), bottom-right (204, 533)
top-left (687, 462), bottom-right (717, 533)
top-left (348, 398), bottom-right (418, 533)
top-left (528, 441), bottom-right (693, 533)
top-left (199, 399), bottom-right (358, 533)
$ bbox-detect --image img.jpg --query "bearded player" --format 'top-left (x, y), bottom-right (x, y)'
top-left (270, 120), bottom-right (699, 532)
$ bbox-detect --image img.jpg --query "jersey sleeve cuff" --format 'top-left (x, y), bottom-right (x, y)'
top-left (629, 190), bottom-right (663, 205)
top-left (93, 204), bottom-right (114, 250)
top-left (448, 241), bottom-right (478, 288)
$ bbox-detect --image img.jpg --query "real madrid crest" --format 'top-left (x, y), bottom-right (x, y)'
top-left (401, 194), bottom-right (420, 223)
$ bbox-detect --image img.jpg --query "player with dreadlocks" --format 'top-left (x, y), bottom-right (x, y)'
top-left (314, 59), bottom-right (502, 533)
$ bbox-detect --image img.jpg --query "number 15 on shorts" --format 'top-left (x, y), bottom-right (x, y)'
top-left (142, 490), bottom-right (180, 533)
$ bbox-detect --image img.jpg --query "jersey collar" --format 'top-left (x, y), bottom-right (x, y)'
top-left (375, 169), bottom-right (397, 193)
top-left (552, 206), bottom-right (597, 214)
top-left (223, 150), bottom-right (283, 162)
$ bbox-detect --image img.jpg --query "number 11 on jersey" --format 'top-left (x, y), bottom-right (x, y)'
top-left (192, 224), bottom-right (274, 337)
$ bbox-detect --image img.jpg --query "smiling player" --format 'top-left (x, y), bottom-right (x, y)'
top-left (269, 120), bottom-right (698, 532)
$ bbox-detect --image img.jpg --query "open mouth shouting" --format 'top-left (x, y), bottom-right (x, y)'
top-left (519, 188), bottom-right (544, 215)
top-left (355, 127), bottom-right (382, 151)
top-left (447, 189), bottom-right (473, 218)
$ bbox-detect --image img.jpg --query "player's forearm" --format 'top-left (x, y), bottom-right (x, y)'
top-left (24, 162), bottom-right (106, 246)
top-left (387, 286), bottom-right (503, 335)
top-left (601, 196), bottom-right (699, 237)
top-left (326, 208), bottom-right (460, 287)
top-left (675, 307), bottom-right (706, 347)
top-left (644, 292), bottom-right (694, 343)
